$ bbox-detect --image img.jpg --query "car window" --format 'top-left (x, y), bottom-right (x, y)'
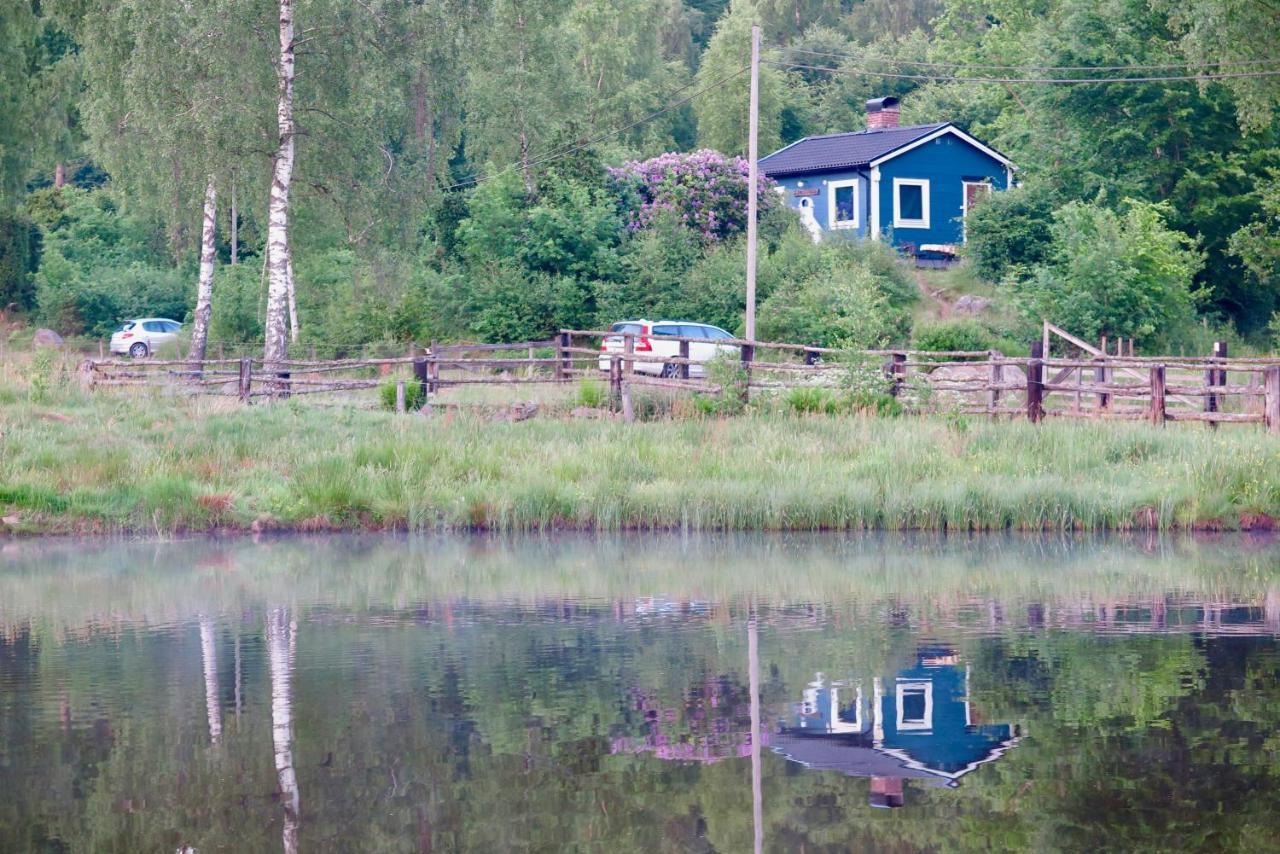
top-left (609, 322), bottom-right (646, 335)
top-left (651, 325), bottom-right (680, 336)
top-left (164, 321), bottom-right (181, 332)
top-left (119, 321), bottom-right (136, 332)
top-left (142, 321), bottom-right (164, 332)
top-left (681, 325), bottom-right (713, 339)
top-left (707, 327), bottom-right (734, 340)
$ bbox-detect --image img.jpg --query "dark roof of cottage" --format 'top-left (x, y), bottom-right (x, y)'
top-left (760, 123), bottom-right (950, 177)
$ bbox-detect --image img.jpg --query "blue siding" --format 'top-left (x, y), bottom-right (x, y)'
top-left (874, 132), bottom-right (1009, 246)
top-left (773, 168), bottom-right (870, 238)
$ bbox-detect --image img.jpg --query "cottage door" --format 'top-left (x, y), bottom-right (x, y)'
top-left (962, 181), bottom-right (992, 240)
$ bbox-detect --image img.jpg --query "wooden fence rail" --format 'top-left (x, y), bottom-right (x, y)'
top-left (77, 330), bottom-right (1280, 431)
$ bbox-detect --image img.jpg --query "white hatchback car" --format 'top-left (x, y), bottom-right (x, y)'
top-left (598, 320), bottom-right (738, 378)
top-left (110, 318), bottom-right (182, 357)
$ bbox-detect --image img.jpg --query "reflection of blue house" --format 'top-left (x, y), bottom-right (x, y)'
top-left (773, 647), bottom-right (1018, 807)
top-left (760, 97), bottom-right (1015, 263)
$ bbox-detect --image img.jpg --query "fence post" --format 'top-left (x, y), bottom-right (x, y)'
top-left (238, 357), bottom-right (252, 403)
top-left (1150, 364), bottom-right (1166, 427)
top-left (1206, 340), bottom-right (1226, 429)
top-left (740, 343), bottom-right (754, 404)
top-left (413, 356), bottom-right (428, 408)
top-left (987, 350), bottom-right (1002, 416)
top-left (1027, 341), bottom-right (1044, 423)
top-left (556, 331), bottom-right (572, 381)
top-left (98, 340), bottom-right (105, 359)
top-left (887, 352), bottom-right (907, 397)
top-left (623, 332), bottom-right (635, 377)
top-left (610, 355), bottom-right (622, 407)
top-left (1096, 357), bottom-right (1111, 411)
top-left (395, 381), bottom-right (406, 414)
top-left (621, 381), bottom-right (634, 423)
top-left (677, 339), bottom-right (690, 380)
top-left (1264, 366), bottom-right (1280, 435)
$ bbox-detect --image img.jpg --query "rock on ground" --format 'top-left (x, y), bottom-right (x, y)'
top-left (33, 328), bottom-right (64, 349)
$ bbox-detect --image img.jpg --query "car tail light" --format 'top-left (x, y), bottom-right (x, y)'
top-left (121, 332), bottom-right (133, 339)
top-left (636, 336), bottom-right (652, 352)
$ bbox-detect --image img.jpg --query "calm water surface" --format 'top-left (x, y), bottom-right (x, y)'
top-left (2, 534), bottom-right (1280, 853)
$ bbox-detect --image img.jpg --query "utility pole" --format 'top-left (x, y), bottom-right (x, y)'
top-left (745, 24), bottom-right (760, 343)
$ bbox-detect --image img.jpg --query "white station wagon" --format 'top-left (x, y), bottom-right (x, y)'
top-left (598, 320), bottom-right (738, 378)
top-left (110, 318), bottom-right (182, 357)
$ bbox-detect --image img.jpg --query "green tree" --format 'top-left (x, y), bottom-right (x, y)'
top-left (693, 1), bottom-right (791, 155)
top-left (1014, 199), bottom-right (1205, 348)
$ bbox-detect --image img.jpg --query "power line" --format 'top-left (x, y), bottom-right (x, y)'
top-left (441, 66), bottom-right (750, 192)
top-left (768, 59), bottom-right (1280, 85)
top-left (785, 46), bottom-right (1280, 73)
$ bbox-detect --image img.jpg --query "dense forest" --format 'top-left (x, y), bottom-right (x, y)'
top-left (1, 0), bottom-right (1279, 356)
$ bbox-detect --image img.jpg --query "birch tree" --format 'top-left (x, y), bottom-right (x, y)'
top-left (189, 179), bottom-right (217, 368)
top-left (262, 0), bottom-right (296, 372)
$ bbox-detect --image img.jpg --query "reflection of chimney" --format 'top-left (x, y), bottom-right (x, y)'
top-left (866, 97), bottom-right (900, 130)
top-left (869, 776), bottom-right (905, 809)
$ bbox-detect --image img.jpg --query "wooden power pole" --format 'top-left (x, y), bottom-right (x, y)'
top-left (745, 24), bottom-right (761, 343)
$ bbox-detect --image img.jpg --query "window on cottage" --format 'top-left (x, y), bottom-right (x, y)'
top-left (834, 186), bottom-right (855, 223)
top-left (898, 184), bottom-right (923, 220)
top-left (893, 178), bottom-right (930, 228)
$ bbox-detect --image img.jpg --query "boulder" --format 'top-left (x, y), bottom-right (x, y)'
top-left (927, 362), bottom-right (1026, 409)
top-left (33, 328), bottom-right (64, 349)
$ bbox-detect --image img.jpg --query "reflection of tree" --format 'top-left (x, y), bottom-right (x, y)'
top-left (268, 608), bottom-right (299, 854)
top-left (199, 616), bottom-right (222, 745)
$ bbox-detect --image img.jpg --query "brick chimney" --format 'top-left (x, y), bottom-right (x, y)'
top-left (866, 97), bottom-right (900, 130)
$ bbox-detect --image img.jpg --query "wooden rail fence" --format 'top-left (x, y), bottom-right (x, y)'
top-left (78, 329), bottom-right (1280, 431)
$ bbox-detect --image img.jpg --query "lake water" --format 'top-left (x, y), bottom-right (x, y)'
top-left (2, 534), bottom-right (1279, 853)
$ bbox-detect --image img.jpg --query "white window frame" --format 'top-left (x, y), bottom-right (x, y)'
top-left (827, 178), bottom-right (860, 230)
top-left (961, 179), bottom-right (993, 241)
top-left (892, 178), bottom-right (930, 229)
top-left (895, 680), bottom-right (933, 732)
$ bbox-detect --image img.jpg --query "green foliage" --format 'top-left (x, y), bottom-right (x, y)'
top-left (379, 378), bottom-right (425, 411)
top-left (208, 263), bottom-right (263, 344)
top-left (26, 348), bottom-right (57, 403)
top-left (1012, 200), bottom-right (1205, 349)
top-left (0, 207), bottom-right (36, 309)
top-left (575, 378), bottom-right (606, 408)
top-left (963, 185), bottom-right (1055, 283)
top-left (28, 188), bottom-right (187, 336)
top-left (756, 236), bottom-right (913, 348)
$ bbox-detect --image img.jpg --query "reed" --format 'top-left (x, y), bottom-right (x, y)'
top-left (2, 357), bottom-right (1278, 534)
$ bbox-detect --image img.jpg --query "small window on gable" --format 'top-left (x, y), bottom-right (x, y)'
top-left (828, 179), bottom-right (858, 229)
top-left (893, 178), bottom-right (930, 229)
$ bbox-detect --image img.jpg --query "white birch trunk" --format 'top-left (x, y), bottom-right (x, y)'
top-left (262, 0), bottom-right (296, 375)
top-left (286, 246), bottom-right (299, 343)
top-left (267, 607), bottom-right (300, 854)
top-left (199, 615), bottom-right (222, 745)
top-left (189, 178), bottom-right (217, 372)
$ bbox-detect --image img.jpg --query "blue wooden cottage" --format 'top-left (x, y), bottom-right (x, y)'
top-left (760, 97), bottom-right (1015, 263)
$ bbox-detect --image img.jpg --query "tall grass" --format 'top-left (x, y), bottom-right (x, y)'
top-left (1, 351), bottom-right (1279, 534)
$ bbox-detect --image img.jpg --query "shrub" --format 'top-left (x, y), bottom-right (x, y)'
top-left (757, 262), bottom-right (907, 348)
top-left (379, 378), bottom-right (425, 411)
top-left (607, 149), bottom-right (775, 242)
top-left (575, 378), bottom-right (606, 408)
top-left (912, 318), bottom-right (993, 352)
top-left (964, 184), bottom-right (1055, 282)
top-left (1012, 199), bottom-right (1205, 350)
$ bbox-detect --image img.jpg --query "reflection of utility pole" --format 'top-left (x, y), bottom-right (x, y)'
top-left (749, 614), bottom-right (762, 854)
top-left (200, 616), bottom-right (223, 745)
top-left (268, 608), bottom-right (300, 854)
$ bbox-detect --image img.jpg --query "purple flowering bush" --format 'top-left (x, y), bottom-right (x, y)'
top-left (607, 149), bottom-right (776, 242)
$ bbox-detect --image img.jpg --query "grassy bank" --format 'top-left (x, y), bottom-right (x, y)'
top-left (3, 358), bottom-right (1280, 534)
